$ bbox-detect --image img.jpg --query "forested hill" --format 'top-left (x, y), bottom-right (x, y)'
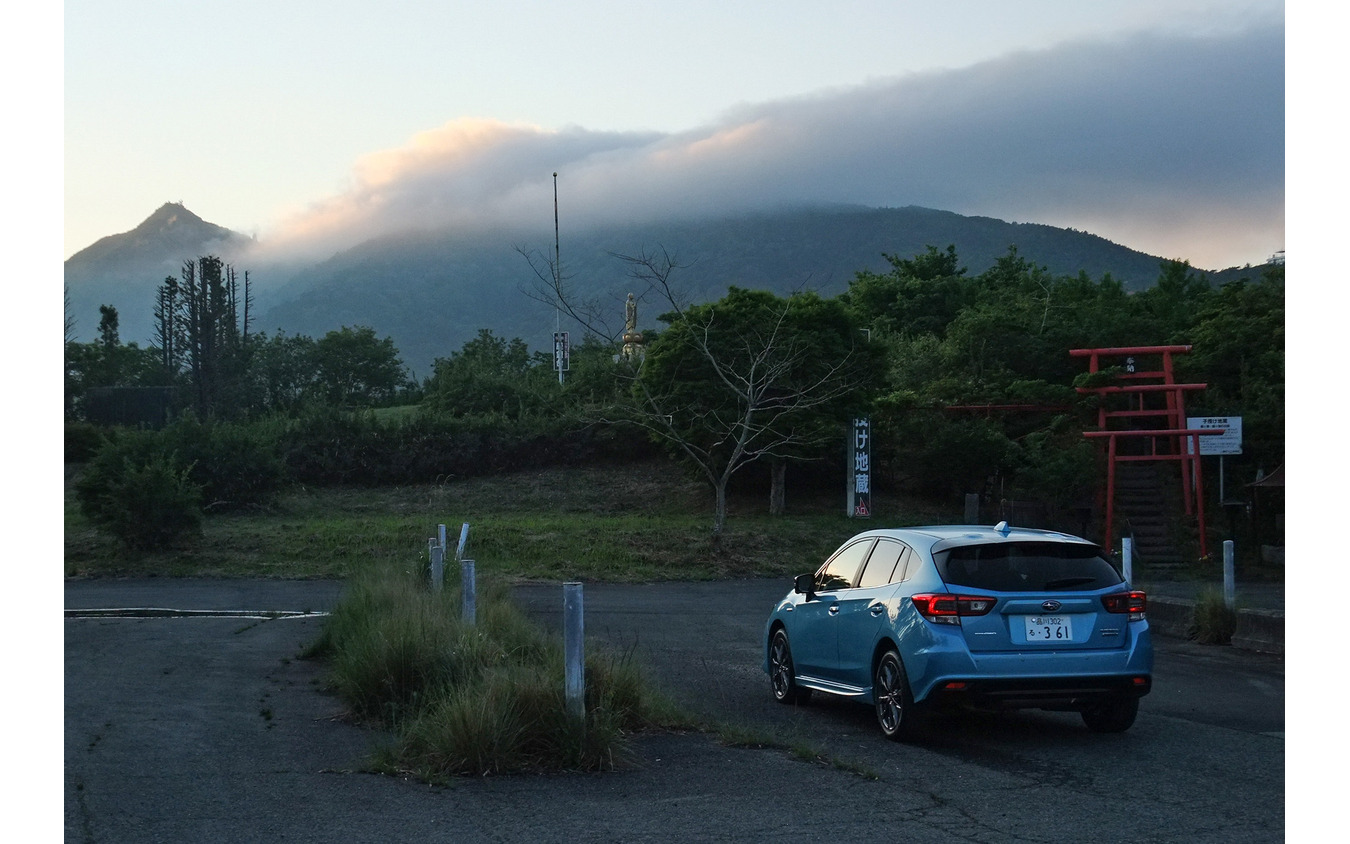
top-left (66, 203), bottom-right (1275, 374)
top-left (256, 205), bottom-right (1216, 375)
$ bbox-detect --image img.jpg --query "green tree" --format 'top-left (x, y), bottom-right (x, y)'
top-left (1136, 259), bottom-right (1213, 342)
top-left (249, 330), bottom-right (320, 412)
top-left (841, 244), bottom-right (972, 337)
top-left (98, 305), bottom-right (120, 349)
top-left (64, 304), bottom-right (163, 419)
top-left (423, 329), bottom-right (551, 418)
top-left (1180, 264), bottom-right (1284, 475)
top-left (313, 326), bottom-right (408, 407)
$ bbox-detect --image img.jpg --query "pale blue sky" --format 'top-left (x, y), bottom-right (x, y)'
top-left (61, 1), bottom-right (1287, 268)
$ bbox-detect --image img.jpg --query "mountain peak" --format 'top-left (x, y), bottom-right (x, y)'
top-left (135, 202), bottom-right (208, 235)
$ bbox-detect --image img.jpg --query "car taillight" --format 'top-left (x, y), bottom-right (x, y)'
top-left (1102, 591), bottom-right (1147, 621)
top-left (911, 593), bottom-right (995, 625)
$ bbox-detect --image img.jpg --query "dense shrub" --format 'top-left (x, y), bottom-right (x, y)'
top-left (159, 414), bottom-right (286, 509)
top-left (75, 413), bottom-right (286, 548)
top-left (65, 421), bottom-right (107, 463)
top-left (75, 438), bottom-right (202, 549)
top-left (280, 408), bottom-right (655, 486)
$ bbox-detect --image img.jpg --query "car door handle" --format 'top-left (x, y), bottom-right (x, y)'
top-left (828, 604), bottom-right (840, 615)
top-left (870, 604), bottom-right (885, 616)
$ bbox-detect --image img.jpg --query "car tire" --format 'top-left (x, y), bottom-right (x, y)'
top-left (769, 629), bottom-right (811, 705)
top-left (1081, 694), bottom-right (1140, 733)
top-left (874, 649), bottom-right (924, 741)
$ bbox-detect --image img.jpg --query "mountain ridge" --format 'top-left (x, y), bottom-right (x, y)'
top-left (65, 203), bottom-right (1277, 372)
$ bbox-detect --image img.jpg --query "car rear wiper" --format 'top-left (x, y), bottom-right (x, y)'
top-left (1042, 576), bottom-right (1097, 590)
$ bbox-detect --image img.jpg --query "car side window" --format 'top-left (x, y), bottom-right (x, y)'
top-left (816, 539), bottom-right (876, 592)
top-left (857, 540), bottom-right (909, 589)
top-left (892, 546), bottom-right (916, 583)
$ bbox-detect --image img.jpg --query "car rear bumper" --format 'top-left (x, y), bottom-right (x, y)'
top-left (923, 673), bottom-right (1152, 711)
top-left (904, 622), bottom-right (1153, 705)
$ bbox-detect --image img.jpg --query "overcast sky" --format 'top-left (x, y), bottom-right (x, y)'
top-left (62, 1), bottom-right (1286, 269)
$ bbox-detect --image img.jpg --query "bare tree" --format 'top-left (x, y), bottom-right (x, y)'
top-left (528, 246), bottom-right (875, 546)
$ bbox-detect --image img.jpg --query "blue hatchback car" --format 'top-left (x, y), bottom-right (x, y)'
top-left (763, 523), bottom-right (1152, 739)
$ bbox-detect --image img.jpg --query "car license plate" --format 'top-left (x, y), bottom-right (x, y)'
top-left (1024, 615), bottom-right (1073, 642)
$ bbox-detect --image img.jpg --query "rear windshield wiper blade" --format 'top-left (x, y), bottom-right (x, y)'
top-left (1042, 576), bottom-right (1097, 590)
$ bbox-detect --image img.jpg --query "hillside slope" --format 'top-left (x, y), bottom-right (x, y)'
top-left (257, 205), bottom-right (1185, 373)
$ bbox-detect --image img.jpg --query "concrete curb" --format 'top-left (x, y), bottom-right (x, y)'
top-left (1146, 596), bottom-right (1194, 639)
top-left (1145, 596), bottom-right (1284, 655)
top-left (1231, 608), bottom-right (1284, 655)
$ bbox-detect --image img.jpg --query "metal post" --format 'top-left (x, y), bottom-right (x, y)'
top-left (1223, 540), bottom-right (1236, 609)
top-left (456, 523), bottom-right (470, 563)
top-left (1121, 537), bottom-right (1133, 586)
top-left (563, 582), bottom-right (585, 728)
top-left (429, 538), bottom-right (444, 592)
top-left (964, 493), bottom-right (980, 524)
top-left (461, 560), bottom-right (476, 625)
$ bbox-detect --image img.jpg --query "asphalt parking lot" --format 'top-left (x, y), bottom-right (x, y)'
top-left (65, 578), bottom-right (1287, 843)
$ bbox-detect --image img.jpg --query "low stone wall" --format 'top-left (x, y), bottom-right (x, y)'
top-left (1144, 596), bottom-right (1284, 655)
top-left (1231, 608), bottom-right (1284, 655)
top-left (1144, 596), bottom-right (1194, 639)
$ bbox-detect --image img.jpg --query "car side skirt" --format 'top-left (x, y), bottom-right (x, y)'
top-left (794, 674), bottom-right (872, 701)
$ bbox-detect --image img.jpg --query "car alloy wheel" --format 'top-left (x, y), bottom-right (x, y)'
top-left (874, 649), bottom-right (921, 741)
top-left (769, 629), bottom-right (810, 704)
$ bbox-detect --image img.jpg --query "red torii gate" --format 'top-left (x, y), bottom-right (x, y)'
top-left (1070, 345), bottom-right (1224, 559)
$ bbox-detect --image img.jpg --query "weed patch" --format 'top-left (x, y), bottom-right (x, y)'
top-left (1189, 587), bottom-right (1238, 645)
top-left (312, 560), bottom-right (683, 778)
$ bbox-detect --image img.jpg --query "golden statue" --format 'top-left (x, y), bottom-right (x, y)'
top-left (621, 293), bottom-right (645, 361)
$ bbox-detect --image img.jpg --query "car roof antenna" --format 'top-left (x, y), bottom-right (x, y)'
top-left (994, 521), bottom-right (1012, 535)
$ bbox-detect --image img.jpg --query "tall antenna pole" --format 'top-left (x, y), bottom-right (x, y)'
top-left (553, 172), bottom-right (561, 281)
top-left (553, 172), bottom-right (564, 385)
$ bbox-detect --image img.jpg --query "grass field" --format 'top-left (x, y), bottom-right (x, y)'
top-left (64, 460), bottom-right (965, 581)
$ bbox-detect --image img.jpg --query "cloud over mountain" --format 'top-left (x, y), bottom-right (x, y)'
top-left (260, 24), bottom-right (1283, 270)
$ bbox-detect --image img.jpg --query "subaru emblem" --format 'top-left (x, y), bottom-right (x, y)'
top-left (1041, 600), bottom-right (1062, 612)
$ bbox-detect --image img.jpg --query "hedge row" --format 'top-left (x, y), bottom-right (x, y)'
top-left (70, 409), bottom-right (658, 548)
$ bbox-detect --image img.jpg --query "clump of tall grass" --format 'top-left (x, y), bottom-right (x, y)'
top-left (308, 560), bottom-right (678, 778)
top-left (1189, 587), bottom-right (1238, 645)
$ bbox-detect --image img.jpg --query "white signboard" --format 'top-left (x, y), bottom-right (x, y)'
top-left (1186, 416), bottom-right (1242, 456)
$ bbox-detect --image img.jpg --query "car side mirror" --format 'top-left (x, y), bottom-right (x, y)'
top-left (794, 573), bottom-right (816, 599)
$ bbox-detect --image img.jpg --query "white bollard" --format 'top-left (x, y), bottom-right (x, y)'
top-left (461, 560), bottom-right (476, 625)
top-left (429, 538), bottom-right (444, 592)
top-left (1223, 540), bottom-right (1236, 609)
top-left (563, 582), bottom-right (585, 728)
top-left (438, 524), bottom-right (447, 553)
top-left (1121, 537), bottom-right (1133, 586)
top-left (456, 523), bottom-right (470, 562)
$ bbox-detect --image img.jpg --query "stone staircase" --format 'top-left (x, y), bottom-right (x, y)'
top-left (1115, 462), bottom-right (1189, 572)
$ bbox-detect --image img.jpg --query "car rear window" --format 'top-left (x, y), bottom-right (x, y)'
top-left (935, 542), bottom-right (1122, 592)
